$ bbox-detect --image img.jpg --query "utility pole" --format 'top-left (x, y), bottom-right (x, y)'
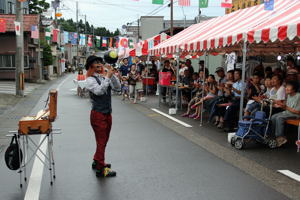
top-left (76, 1), bottom-right (79, 68)
top-left (137, 18), bottom-right (140, 42)
top-left (15, 0), bottom-right (24, 96)
top-left (38, 14), bottom-right (42, 82)
top-left (170, 0), bottom-right (174, 36)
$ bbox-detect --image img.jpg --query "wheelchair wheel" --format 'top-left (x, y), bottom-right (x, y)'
top-left (268, 139), bottom-right (277, 149)
top-left (234, 139), bottom-right (244, 150)
top-left (230, 137), bottom-right (236, 146)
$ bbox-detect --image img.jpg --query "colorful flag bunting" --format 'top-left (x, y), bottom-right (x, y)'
top-left (31, 25), bottom-right (39, 39)
top-left (221, 0), bottom-right (232, 8)
top-left (178, 0), bottom-right (190, 7)
top-left (14, 21), bottom-right (21, 36)
top-left (264, 0), bottom-right (274, 11)
top-left (152, 0), bottom-right (163, 5)
top-left (199, 0), bottom-right (209, 8)
top-left (0, 19), bottom-right (6, 33)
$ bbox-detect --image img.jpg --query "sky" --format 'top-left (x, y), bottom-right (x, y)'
top-left (46, 0), bottom-right (225, 32)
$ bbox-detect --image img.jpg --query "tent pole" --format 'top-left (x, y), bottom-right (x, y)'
top-left (146, 55), bottom-right (150, 97)
top-left (200, 52), bottom-right (207, 127)
top-left (175, 54), bottom-right (179, 111)
top-left (239, 41), bottom-right (247, 120)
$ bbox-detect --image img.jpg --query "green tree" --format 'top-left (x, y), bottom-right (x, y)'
top-left (41, 40), bottom-right (53, 66)
top-left (28, 0), bottom-right (50, 14)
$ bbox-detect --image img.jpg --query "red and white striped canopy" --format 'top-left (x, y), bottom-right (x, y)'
top-left (150, 0), bottom-right (300, 55)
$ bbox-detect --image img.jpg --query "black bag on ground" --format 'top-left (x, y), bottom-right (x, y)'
top-left (4, 135), bottom-right (23, 170)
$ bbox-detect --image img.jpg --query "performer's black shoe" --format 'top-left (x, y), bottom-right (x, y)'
top-left (92, 160), bottom-right (111, 169)
top-left (96, 167), bottom-right (117, 177)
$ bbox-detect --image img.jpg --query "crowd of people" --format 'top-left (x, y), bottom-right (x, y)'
top-left (77, 55), bottom-right (300, 148)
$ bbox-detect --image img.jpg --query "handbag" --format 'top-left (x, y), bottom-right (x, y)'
top-left (4, 135), bottom-right (23, 170)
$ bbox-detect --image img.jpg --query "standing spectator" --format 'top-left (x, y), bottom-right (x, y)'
top-left (161, 60), bottom-right (175, 102)
top-left (128, 64), bottom-right (140, 103)
top-left (185, 59), bottom-right (194, 76)
top-left (119, 58), bottom-right (130, 76)
top-left (271, 81), bottom-right (300, 147)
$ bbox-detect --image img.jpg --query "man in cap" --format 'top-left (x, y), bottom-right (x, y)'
top-left (85, 55), bottom-right (121, 177)
top-left (215, 67), bottom-right (226, 84)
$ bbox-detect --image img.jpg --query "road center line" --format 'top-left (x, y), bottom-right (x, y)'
top-left (24, 75), bottom-right (70, 200)
top-left (151, 108), bottom-right (192, 128)
top-left (278, 170), bottom-right (300, 182)
top-left (24, 137), bottom-right (47, 200)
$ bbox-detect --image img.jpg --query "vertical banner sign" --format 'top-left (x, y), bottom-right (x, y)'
top-left (14, 21), bottom-right (21, 36)
top-left (96, 36), bottom-right (101, 47)
top-left (102, 37), bottom-right (107, 47)
top-left (79, 34), bottom-right (86, 45)
top-left (264, 0), bottom-right (274, 11)
top-left (221, 0), bottom-right (232, 8)
top-left (88, 35), bottom-right (92, 47)
top-left (109, 37), bottom-right (113, 48)
top-left (199, 0), bottom-right (209, 8)
top-left (52, 29), bottom-right (59, 42)
top-left (152, 0), bottom-right (163, 5)
top-left (64, 31), bottom-right (69, 44)
top-left (119, 37), bottom-right (129, 48)
top-left (0, 19), bottom-right (6, 33)
top-left (178, 0), bottom-right (190, 7)
top-left (31, 25), bottom-right (39, 39)
top-left (45, 27), bottom-right (51, 40)
top-left (128, 39), bottom-right (134, 49)
top-left (60, 32), bottom-right (65, 45)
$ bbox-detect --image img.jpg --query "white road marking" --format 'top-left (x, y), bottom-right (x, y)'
top-left (278, 170), bottom-right (300, 182)
top-left (24, 75), bottom-right (70, 200)
top-left (24, 138), bottom-right (47, 200)
top-left (151, 108), bottom-right (192, 128)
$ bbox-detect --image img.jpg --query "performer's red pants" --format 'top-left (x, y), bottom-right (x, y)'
top-left (90, 110), bottom-right (112, 169)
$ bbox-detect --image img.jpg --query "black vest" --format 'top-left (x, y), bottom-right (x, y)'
top-left (90, 76), bottom-right (112, 114)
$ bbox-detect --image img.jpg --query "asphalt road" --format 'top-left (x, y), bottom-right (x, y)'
top-left (0, 74), bottom-right (291, 200)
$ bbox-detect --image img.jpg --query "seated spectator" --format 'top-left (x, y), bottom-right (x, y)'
top-left (77, 69), bottom-right (86, 81)
top-left (212, 70), bottom-right (234, 128)
top-left (244, 73), bottom-right (264, 117)
top-left (271, 81), bottom-right (300, 147)
top-left (223, 69), bottom-right (245, 132)
top-left (191, 75), bottom-right (218, 120)
top-left (269, 74), bottom-right (286, 114)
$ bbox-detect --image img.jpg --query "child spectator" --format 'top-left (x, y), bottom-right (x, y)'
top-left (128, 64), bottom-right (140, 103)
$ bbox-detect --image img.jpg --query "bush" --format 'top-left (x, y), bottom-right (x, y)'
top-left (41, 40), bottom-right (53, 66)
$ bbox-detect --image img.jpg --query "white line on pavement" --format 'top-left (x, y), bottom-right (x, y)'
top-left (151, 108), bottom-right (192, 128)
top-left (24, 75), bottom-right (71, 200)
top-left (278, 170), bottom-right (300, 182)
top-left (24, 138), bottom-right (47, 200)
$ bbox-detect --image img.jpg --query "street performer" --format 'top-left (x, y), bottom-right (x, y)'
top-left (85, 55), bottom-right (121, 177)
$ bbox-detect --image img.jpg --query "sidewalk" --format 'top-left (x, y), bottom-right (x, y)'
top-left (135, 94), bottom-right (300, 176)
top-left (0, 77), bottom-right (61, 153)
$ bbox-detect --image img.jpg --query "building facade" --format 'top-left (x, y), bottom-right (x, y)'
top-left (0, 0), bottom-right (29, 14)
top-left (0, 14), bottom-right (40, 81)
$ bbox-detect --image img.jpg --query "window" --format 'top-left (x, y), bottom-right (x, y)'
top-left (8, 1), bottom-right (14, 14)
top-left (0, 55), bottom-right (15, 68)
top-left (0, 55), bottom-right (29, 69)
